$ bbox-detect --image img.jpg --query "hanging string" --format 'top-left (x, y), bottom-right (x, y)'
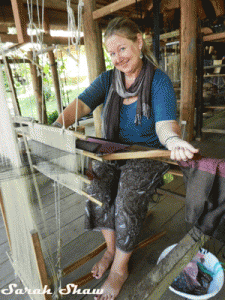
top-left (54, 180), bottom-right (62, 297)
top-left (19, 134), bottom-right (59, 291)
top-left (25, 0), bottom-right (63, 293)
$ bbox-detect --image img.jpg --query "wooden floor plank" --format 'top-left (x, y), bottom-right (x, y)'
top-left (0, 241), bottom-right (10, 265)
top-left (34, 193), bottom-right (85, 226)
top-left (0, 226), bottom-right (8, 245)
top-left (49, 231), bottom-right (104, 270)
top-left (40, 215), bottom-right (86, 255)
top-left (0, 260), bottom-right (16, 289)
top-left (36, 198), bottom-right (85, 238)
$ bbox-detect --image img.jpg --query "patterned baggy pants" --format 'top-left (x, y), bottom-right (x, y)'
top-left (84, 159), bottom-right (169, 252)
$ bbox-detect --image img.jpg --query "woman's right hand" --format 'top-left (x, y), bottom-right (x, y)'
top-left (166, 137), bottom-right (199, 161)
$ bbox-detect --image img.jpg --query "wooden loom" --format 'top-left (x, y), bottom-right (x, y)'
top-left (0, 99), bottom-right (175, 300)
top-left (0, 79), bottom-right (210, 300)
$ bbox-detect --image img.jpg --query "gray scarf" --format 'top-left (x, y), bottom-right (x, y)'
top-left (102, 56), bottom-right (156, 142)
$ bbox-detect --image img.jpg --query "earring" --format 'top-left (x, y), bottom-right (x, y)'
top-left (140, 51), bottom-right (143, 59)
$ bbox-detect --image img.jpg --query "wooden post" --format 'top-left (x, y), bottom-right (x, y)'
top-left (28, 51), bottom-right (48, 124)
top-left (153, 0), bottom-right (161, 63)
top-left (10, 0), bottom-right (29, 43)
top-left (31, 230), bottom-right (52, 300)
top-left (3, 56), bottom-right (21, 116)
top-left (180, 0), bottom-right (197, 142)
top-left (48, 51), bottom-right (62, 114)
top-left (83, 0), bottom-right (106, 137)
top-left (195, 26), bottom-right (204, 140)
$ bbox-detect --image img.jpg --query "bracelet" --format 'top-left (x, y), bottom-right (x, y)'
top-left (165, 135), bottom-right (180, 145)
top-left (52, 121), bottom-right (63, 128)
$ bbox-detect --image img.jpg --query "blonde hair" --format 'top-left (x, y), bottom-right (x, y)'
top-left (104, 16), bottom-right (158, 67)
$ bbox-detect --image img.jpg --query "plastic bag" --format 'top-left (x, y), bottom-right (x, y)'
top-left (171, 252), bottom-right (213, 295)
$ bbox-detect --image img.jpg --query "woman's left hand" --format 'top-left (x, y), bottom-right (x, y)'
top-left (166, 137), bottom-right (199, 161)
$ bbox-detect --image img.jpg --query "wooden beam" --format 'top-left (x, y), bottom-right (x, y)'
top-left (196, 0), bottom-right (207, 20)
top-left (127, 227), bottom-right (208, 300)
top-left (180, 0), bottom-right (197, 142)
top-left (83, 0), bottom-right (106, 138)
top-left (202, 128), bottom-right (225, 134)
top-left (203, 31), bottom-right (225, 42)
top-left (0, 33), bottom-right (82, 46)
top-left (10, 0), bottom-right (29, 43)
top-left (0, 33), bottom-right (21, 44)
top-left (145, 30), bottom-right (180, 44)
top-left (43, 8), bottom-right (51, 34)
top-left (160, 0), bottom-right (180, 11)
top-left (102, 149), bottom-right (171, 160)
top-left (0, 58), bottom-right (30, 64)
top-left (210, 0), bottom-right (225, 16)
top-left (145, 26), bottom-right (222, 45)
top-left (93, 0), bottom-right (143, 20)
top-left (31, 230), bottom-right (52, 300)
top-left (20, 0), bottom-right (77, 11)
top-left (3, 56), bottom-right (21, 116)
top-left (63, 242), bottom-right (107, 277)
top-left (0, 5), bottom-right (69, 30)
top-left (0, 25), bottom-right (8, 33)
top-left (0, 190), bottom-right (12, 251)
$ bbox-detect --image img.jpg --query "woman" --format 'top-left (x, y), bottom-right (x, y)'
top-left (54, 17), bottom-right (198, 300)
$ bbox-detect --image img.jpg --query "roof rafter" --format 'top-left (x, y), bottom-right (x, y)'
top-left (93, 0), bottom-right (143, 20)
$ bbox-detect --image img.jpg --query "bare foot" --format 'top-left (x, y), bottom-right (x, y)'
top-left (94, 270), bottom-right (128, 300)
top-left (92, 250), bottom-right (114, 279)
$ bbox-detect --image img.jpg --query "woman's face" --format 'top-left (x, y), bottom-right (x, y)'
top-left (105, 34), bottom-right (143, 76)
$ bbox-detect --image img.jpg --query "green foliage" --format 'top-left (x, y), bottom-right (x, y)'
top-left (2, 70), bottom-right (10, 91)
top-left (163, 173), bottom-right (174, 184)
top-left (47, 110), bottom-right (59, 125)
top-left (43, 87), bottom-right (52, 102)
top-left (103, 47), bottom-right (113, 70)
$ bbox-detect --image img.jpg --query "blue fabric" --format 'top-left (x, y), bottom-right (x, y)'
top-left (79, 70), bottom-right (113, 111)
top-left (78, 69), bottom-right (177, 148)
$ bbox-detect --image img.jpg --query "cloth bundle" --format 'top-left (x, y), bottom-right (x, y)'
top-left (172, 252), bottom-right (213, 295)
top-left (179, 154), bottom-right (225, 243)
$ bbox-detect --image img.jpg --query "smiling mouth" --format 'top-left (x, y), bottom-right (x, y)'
top-left (119, 60), bottom-right (129, 67)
